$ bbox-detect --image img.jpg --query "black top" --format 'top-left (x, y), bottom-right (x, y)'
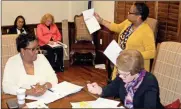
top-left (8, 26), bottom-right (29, 34)
top-left (101, 72), bottom-right (164, 109)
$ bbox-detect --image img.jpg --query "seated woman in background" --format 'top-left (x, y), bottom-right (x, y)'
top-left (87, 50), bottom-right (164, 109)
top-left (2, 33), bottom-right (58, 96)
top-left (36, 13), bottom-right (64, 72)
top-left (8, 15), bottom-right (30, 34)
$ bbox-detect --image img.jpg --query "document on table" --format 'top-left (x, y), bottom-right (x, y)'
top-left (103, 40), bottom-right (122, 65)
top-left (26, 100), bottom-right (49, 108)
top-left (26, 81), bottom-right (83, 104)
top-left (71, 97), bottom-right (125, 108)
top-left (95, 64), bottom-right (106, 69)
top-left (82, 8), bottom-right (101, 34)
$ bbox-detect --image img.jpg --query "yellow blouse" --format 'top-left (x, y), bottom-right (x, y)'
top-left (109, 19), bottom-right (156, 80)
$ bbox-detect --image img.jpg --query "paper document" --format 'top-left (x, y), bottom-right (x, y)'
top-left (103, 40), bottom-right (122, 65)
top-left (71, 97), bottom-right (125, 108)
top-left (26, 81), bottom-right (83, 104)
top-left (48, 42), bottom-right (62, 48)
top-left (82, 8), bottom-right (101, 34)
top-left (95, 64), bottom-right (106, 69)
top-left (26, 100), bottom-right (49, 108)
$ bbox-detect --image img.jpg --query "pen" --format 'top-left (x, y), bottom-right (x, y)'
top-left (48, 89), bottom-right (54, 93)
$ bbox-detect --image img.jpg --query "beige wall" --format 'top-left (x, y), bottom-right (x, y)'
top-left (93, 1), bottom-right (115, 22)
top-left (2, 1), bottom-right (88, 26)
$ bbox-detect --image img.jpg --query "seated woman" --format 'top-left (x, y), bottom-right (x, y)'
top-left (8, 15), bottom-right (30, 34)
top-left (87, 50), bottom-right (164, 109)
top-left (2, 33), bottom-right (58, 96)
top-left (36, 13), bottom-right (64, 72)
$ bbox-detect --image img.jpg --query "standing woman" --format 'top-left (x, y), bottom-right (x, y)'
top-left (95, 2), bottom-right (156, 80)
top-left (8, 15), bottom-right (30, 34)
top-left (36, 13), bottom-right (64, 72)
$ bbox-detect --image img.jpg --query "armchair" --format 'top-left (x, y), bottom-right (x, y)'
top-left (70, 14), bottom-right (96, 65)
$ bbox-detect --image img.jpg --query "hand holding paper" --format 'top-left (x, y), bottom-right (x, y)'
top-left (82, 8), bottom-right (101, 34)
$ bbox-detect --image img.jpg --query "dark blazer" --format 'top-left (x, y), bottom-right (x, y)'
top-left (8, 26), bottom-right (29, 34)
top-left (101, 72), bottom-right (164, 109)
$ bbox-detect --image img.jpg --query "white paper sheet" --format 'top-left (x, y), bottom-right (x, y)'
top-left (95, 64), bottom-right (106, 69)
top-left (71, 98), bottom-right (125, 108)
top-left (26, 81), bottom-right (83, 104)
top-left (26, 100), bottom-right (49, 108)
top-left (103, 40), bottom-right (122, 65)
top-left (82, 8), bottom-right (101, 34)
top-left (47, 43), bottom-right (62, 48)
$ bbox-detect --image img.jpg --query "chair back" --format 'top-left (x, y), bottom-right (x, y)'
top-left (152, 41), bottom-right (181, 106)
top-left (2, 34), bottom-right (18, 93)
top-left (145, 17), bottom-right (158, 40)
top-left (74, 14), bottom-right (93, 42)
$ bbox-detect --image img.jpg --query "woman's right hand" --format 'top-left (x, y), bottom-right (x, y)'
top-left (94, 13), bottom-right (103, 24)
top-left (87, 82), bottom-right (102, 95)
top-left (26, 85), bottom-right (46, 97)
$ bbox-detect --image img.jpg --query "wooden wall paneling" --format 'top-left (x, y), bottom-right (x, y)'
top-left (157, 1), bottom-right (180, 42)
top-left (114, 1), bottom-right (126, 23)
top-left (157, 1), bottom-right (169, 42)
top-left (145, 1), bottom-right (156, 18)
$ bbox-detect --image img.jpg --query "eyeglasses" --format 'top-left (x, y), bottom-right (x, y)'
top-left (128, 11), bottom-right (140, 15)
top-left (117, 70), bottom-right (131, 78)
top-left (24, 46), bottom-right (40, 52)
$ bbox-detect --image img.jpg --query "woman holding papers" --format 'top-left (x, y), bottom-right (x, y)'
top-left (8, 15), bottom-right (30, 34)
top-left (36, 13), bottom-right (64, 72)
top-left (2, 34), bottom-right (58, 96)
top-left (95, 2), bottom-right (155, 80)
top-left (87, 50), bottom-right (164, 109)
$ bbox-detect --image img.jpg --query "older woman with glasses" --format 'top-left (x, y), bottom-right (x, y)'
top-left (95, 2), bottom-right (156, 80)
top-left (2, 33), bottom-right (58, 96)
top-left (87, 50), bottom-right (164, 109)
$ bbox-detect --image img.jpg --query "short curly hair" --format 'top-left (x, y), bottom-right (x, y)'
top-left (16, 33), bottom-right (37, 52)
top-left (134, 2), bottom-right (149, 21)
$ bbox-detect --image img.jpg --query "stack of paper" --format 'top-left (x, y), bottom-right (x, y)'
top-left (104, 40), bottom-right (122, 65)
top-left (71, 98), bottom-right (125, 108)
top-left (26, 81), bottom-right (83, 104)
top-left (82, 8), bottom-right (101, 34)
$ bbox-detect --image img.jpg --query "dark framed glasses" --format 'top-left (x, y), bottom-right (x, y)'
top-left (24, 46), bottom-right (40, 52)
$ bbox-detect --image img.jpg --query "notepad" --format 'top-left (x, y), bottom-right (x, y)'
top-left (103, 40), bottom-right (122, 65)
top-left (82, 8), bottom-right (101, 34)
top-left (26, 81), bottom-right (83, 104)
